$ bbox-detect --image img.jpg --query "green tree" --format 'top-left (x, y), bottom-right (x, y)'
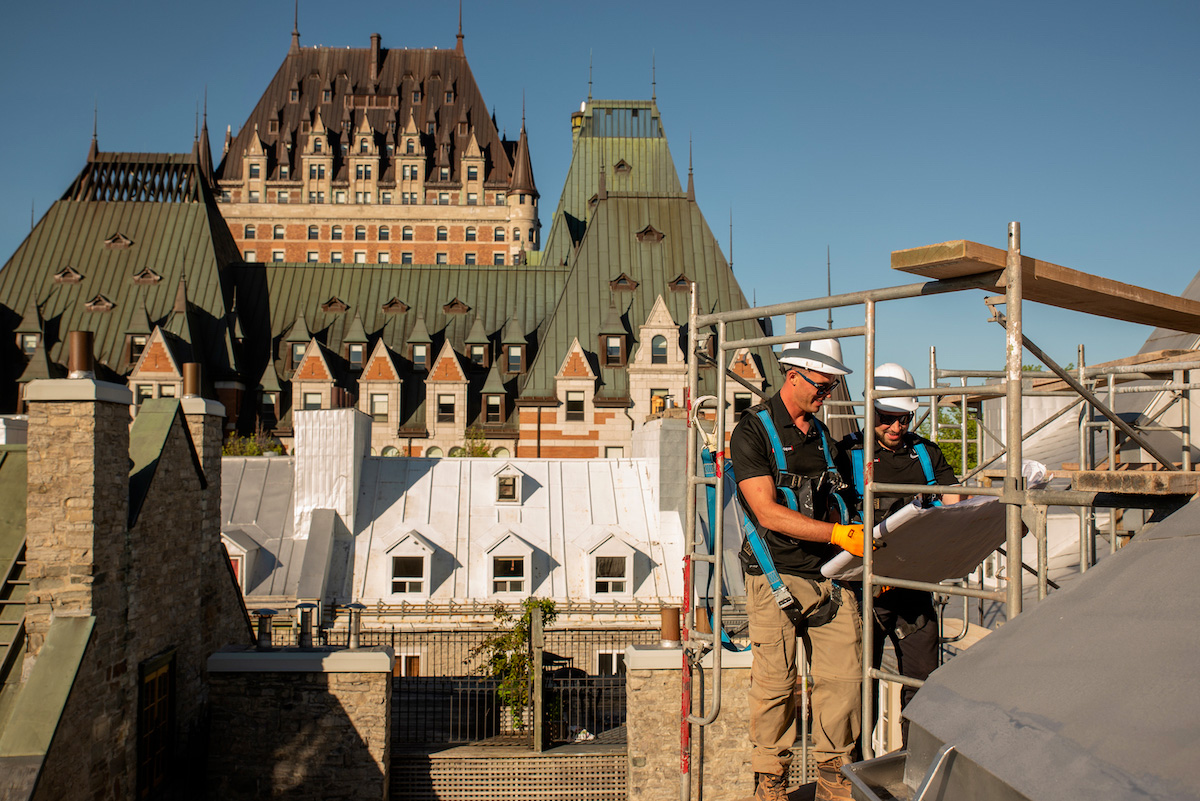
top-left (918, 406), bottom-right (979, 475)
top-left (469, 597), bottom-right (558, 731)
top-left (222, 432), bottom-right (285, 456)
top-left (456, 426), bottom-right (492, 457)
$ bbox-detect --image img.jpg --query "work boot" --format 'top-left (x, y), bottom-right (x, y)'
top-left (815, 756), bottom-right (853, 801)
top-left (753, 770), bottom-right (789, 801)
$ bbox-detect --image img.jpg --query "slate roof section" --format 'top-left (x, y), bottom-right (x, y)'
top-left (215, 34), bottom-right (528, 191)
top-left (0, 149), bottom-right (240, 409)
top-left (127, 399), bottom-right (205, 527)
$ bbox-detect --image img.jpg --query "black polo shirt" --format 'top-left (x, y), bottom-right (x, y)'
top-left (834, 431), bottom-right (956, 521)
top-left (729, 391), bottom-right (842, 579)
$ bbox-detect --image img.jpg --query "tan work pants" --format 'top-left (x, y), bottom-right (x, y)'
top-left (746, 572), bottom-right (862, 775)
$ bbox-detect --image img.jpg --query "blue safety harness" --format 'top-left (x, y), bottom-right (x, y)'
top-left (847, 431), bottom-right (941, 507)
top-left (700, 409), bottom-right (849, 645)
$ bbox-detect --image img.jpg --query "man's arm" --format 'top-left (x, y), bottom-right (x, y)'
top-left (738, 475), bottom-right (838, 543)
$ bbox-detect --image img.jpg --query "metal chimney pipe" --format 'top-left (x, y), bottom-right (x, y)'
top-left (67, 331), bottom-right (95, 379)
top-left (182, 362), bottom-right (201, 398)
top-left (253, 608), bottom-right (278, 650)
top-left (344, 602), bottom-right (366, 649)
top-left (297, 602), bottom-right (317, 648)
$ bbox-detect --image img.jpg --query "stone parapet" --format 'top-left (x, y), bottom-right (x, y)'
top-left (206, 646), bottom-right (393, 801)
top-left (626, 644), bottom-right (755, 801)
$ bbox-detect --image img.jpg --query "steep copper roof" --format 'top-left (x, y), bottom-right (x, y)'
top-left (508, 124), bottom-right (537, 196)
top-left (215, 35), bottom-right (522, 189)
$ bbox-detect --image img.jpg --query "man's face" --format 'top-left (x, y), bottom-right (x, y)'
top-left (788, 368), bottom-right (839, 414)
top-left (874, 409), bottom-right (912, 450)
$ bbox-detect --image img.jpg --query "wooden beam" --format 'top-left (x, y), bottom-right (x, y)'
top-left (891, 240), bottom-right (1200, 334)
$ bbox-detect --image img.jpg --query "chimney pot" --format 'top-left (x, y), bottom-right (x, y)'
top-left (660, 605), bottom-right (681, 646)
top-left (253, 608), bottom-right (279, 650)
top-left (296, 602), bottom-right (317, 648)
top-left (343, 602), bottom-right (366, 649)
top-left (67, 331), bottom-right (95, 379)
top-left (183, 362), bottom-right (201, 398)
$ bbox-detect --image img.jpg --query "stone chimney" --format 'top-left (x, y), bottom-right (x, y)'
top-left (22, 332), bottom-right (132, 673)
top-left (370, 33), bottom-right (381, 85)
top-left (180, 362), bottom-right (227, 590)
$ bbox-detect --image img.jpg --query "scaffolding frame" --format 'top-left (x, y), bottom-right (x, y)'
top-left (679, 223), bottom-right (1197, 799)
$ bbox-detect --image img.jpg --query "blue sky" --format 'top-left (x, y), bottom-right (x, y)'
top-left (2, 0), bottom-right (1196, 394)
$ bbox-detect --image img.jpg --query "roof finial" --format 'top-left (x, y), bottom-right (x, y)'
top-left (588, 50), bottom-right (593, 102)
top-left (194, 103), bottom-right (200, 142)
top-left (290, 0), bottom-right (300, 54)
top-left (521, 90), bottom-right (526, 130)
top-left (651, 50), bottom-right (656, 102)
top-left (89, 101), bottom-right (99, 162)
top-left (456, 0), bottom-right (464, 53)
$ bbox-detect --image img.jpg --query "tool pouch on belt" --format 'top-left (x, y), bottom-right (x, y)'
top-left (770, 578), bottom-right (841, 633)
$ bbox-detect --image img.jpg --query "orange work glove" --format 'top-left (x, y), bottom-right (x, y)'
top-left (830, 523), bottom-right (869, 557)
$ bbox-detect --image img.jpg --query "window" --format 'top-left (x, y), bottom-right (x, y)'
top-left (307, 251), bottom-right (318, 263)
top-left (406, 139), bottom-right (415, 154)
top-left (437, 394), bottom-right (455, 423)
top-left (267, 120), bottom-right (279, 134)
top-left (381, 446), bottom-right (399, 457)
top-left (402, 226), bottom-right (413, 241)
top-left (272, 250), bottom-right (285, 263)
top-left (159, 384), bottom-right (176, 398)
top-left (412, 343), bottom-right (428, 370)
top-left (307, 225), bottom-right (318, 240)
top-left (466, 193), bottom-right (477, 205)
top-left (249, 163), bottom-right (260, 178)
top-left (330, 251), bottom-right (342, 263)
top-left (464, 252), bottom-right (476, 265)
top-left (379, 226), bottom-right (390, 241)
top-left (355, 226), bottom-right (366, 241)
top-left (411, 91), bottom-right (421, 103)
top-left (370, 392), bottom-right (387, 421)
top-left (276, 190), bottom-right (289, 203)
top-left (566, 391), bottom-right (585, 422)
top-left (595, 556), bottom-right (627, 593)
top-left (465, 227), bottom-right (476, 242)
top-left (308, 191), bottom-right (325, 204)
top-left (377, 252), bottom-right (390, 264)
top-left (467, 166), bottom-right (478, 181)
top-left (425, 447), bottom-right (443, 458)
top-left (303, 392), bottom-right (322, 410)
top-left (290, 89), bottom-right (298, 102)
top-left (493, 252), bottom-right (506, 266)
top-left (495, 192), bottom-right (505, 205)
top-left (597, 651), bottom-right (626, 677)
top-left (519, 193), bottom-right (526, 204)
top-left (335, 191), bottom-right (346, 204)
top-left (291, 343), bottom-right (306, 366)
top-left (356, 164), bottom-right (372, 179)
top-left (438, 192), bottom-right (449, 205)
top-left (309, 164), bottom-right (325, 179)
top-left (528, 228), bottom-right (535, 243)
top-left (128, 334), bottom-right (146, 362)
top-left (273, 225), bottom-right (285, 240)
top-left (470, 344), bottom-right (487, 365)
top-left (494, 227), bottom-right (505, 242)
top-left (605, 446), bottom-right (624, 458)
top-left (506, 345), bottom-right (523, 373)
top-left (392, 556), bottom-right (423, 593)
top-left (279, 165), bottom-right (289, 179)
top-left (497, 475), bottom-right (517, 502)
top-left (734, 392), bottom-right (752, 421)
top-left (401, 252), bottom-right (413, 264)
top-left (436, 227), bottom-right (448, 242)
top-left (323, 89), bottom-right (331, 102)
top-left (439, 167), bottom-right (449, 181)
top-left (651, 335), bottom-right (668, 364)
top-left (243, 250), bottom-right (256, 261)
top-left (408, 192), bottom-right (419, 204)
top-left (355, 191), bottom-right (372, 204)
top-left (485, 395), bottom-right (502, 424)
top-left (381, 192), bottom-right (392, 204)
top-left (332, 226), bottom-right (343, 240)
top-left (445, 90), bottom-right (454, 103)
top-left (436, 252), bottom-right (448, 265)
top-left (605, 335), bottom-right (623, 366)
top-left (492, 557), bottom-right (524, 593)
top-left (354, 251), bottom-right (367, 263)
top-left (513, 227), bottom-right (520, 242)
top-left (244, 224), bottom-right (255, 239)
top-left (137, 652), bottom-right (175, 799)
top-left (360, 138), bottom-right (369, 154)
top-left (134, 384), bottom-right (154, 406)
top-left (313, 138), bottom-right (323, 153)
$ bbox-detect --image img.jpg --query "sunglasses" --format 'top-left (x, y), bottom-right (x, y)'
top-left (793, 371), bottom-right (840, 398)
top-left (876, 411), bottom-right (913, 427)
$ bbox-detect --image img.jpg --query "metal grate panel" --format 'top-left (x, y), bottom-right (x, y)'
top-left (392, 754), bottom-right (626, 801)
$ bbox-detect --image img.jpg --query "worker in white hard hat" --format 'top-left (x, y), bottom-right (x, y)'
top-left (729, 327), bottom-right (866, 801)
top-left (835, 363), bottom-right (963, 747)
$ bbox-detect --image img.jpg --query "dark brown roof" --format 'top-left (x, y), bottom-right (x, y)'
top-left (215, 37), bottom-right (524, 189)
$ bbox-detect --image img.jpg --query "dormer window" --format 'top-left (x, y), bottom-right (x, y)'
top-left (412, 343), bottom-right (428, 370)
top-left (249, 163), bottom-right (261, 179)
top-left (348, 343), bottom-right (365, 367)
top-left (18, 333), bottom-right (39, 356)
top-left (492, 557), bottom-right (524, 593)
top-left (314, 138), bottom-right (323, 153)
top-left (406, 139), bottom-right (415, 154)
top-left (505, 344), bottom-right (525, 374)
top-left (360, 138), bottom-right (369, 154)
top-left (604, 335), bottom-right (625, 367)
top-left (485, 394), bottom-right (504, 424)
top-left (651, 335), bottom-right (668, 364)
top-left (469, 344), bottom-right (487, 365)
top-left (129, 334), bottom-right (147, 362)
top-left (391, 557), bottom-right (423, 593)
top-left (494, 465), bottom-right (523, 503)
top-left (291, 342), bottom-right (306, 368)
top-left (595, 556), bottom-right (627, 594)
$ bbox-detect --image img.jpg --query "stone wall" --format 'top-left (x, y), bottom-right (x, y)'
top-left (206, 649), bottom-right (393, 801)
top-left (626, 645), bottom-right (755, 801)
top-left (21, 384), bottom-right (253, 801)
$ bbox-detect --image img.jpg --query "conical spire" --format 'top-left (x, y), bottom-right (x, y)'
top-left (508, 98), bottom-right (537, 196)
top-left (197, 90), bottom-right (214, 184)
top-left (455, 0), bottom-right (464, 54)
top-left (290, 0), bottom-right (301, 54)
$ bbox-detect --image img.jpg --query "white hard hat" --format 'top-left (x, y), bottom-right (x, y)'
top-left (779, 327), bottom-right (852, 376)
top-left (871, 362), bottom-right (918, 414)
